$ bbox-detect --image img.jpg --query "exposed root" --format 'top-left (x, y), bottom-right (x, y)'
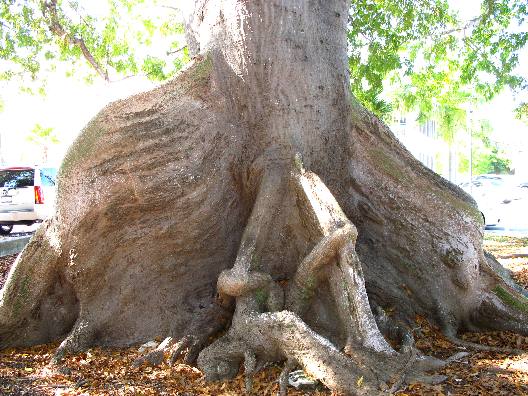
top-left (373, 305), bottom-right (415, 353)
top-left (0, 220), bottom-right (73, 349)
top-left (279, 359), bottom-right (297, 396)
top-left (170, 334), bottom-right (207, 366)
top-left (288, 167), bottom-right (395, 355)
top-left (497, 253), bottom-right (528, 259)
top-left (243, 350), bottom-right (257, 393)
top-left (389, 347), bottom-right (418, 394)
top-left (471, 281), bottom-right (528, 337)
top-left (199, 310), bottom-right (382, 395)
top-left (285, 224), bottom-right (355, 313)
top-left (133, 336), bottom-right (174, 367)
top-left (133, 302), bottom-right (233, 367)
top-left (197, 159), bottom-right (448, 395)
top-left (52, 317), bottom-right (94, 364)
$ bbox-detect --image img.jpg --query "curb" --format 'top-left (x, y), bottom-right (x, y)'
top-left (0, 236), bottom-right (31, 257)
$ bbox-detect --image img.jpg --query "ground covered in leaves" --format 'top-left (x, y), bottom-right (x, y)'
top-left (0, 254), bottom-right (17, 290)
top-left (0, 235), bottom-right (527, 395)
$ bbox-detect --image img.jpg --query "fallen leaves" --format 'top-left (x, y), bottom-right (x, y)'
top-left (0, 342), bottom-right (330, 395)
top-left (0, 253), bottom-right (17, 289)
top-left (0, 236), bottom-right (528, 395)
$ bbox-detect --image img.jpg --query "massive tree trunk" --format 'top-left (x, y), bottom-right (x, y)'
top-left (1, 0), bottom-right (527, 394)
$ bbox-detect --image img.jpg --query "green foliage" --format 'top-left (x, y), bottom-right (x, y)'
top-left (348, 0), bottom-right (528, 127)
top-left (26, 123), bottom-right (59, 145)
top-left (0, 0), bottom-right (187, 85)
top-left (515, 102), bottom-right (528, 124)
top-left (141, 56), bottom-right (166, 81)
top-left (26, 123), bottom-right (59, 162)
top-left (348, 0), bottom-right (454, 117)
top-left (1, 0), bottom-right (527, 123)
top-left (478, 147), bottom-right (512, 174)
top-left (459, 146), bottom-right (512, 175)
top-left (458, 119), bottom-right (512, 175)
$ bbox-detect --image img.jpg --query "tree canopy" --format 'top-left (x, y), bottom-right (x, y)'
top-left (348, 0), bottom-right (527, 116)
top-left (1, 0), bottom-right (527, 120)
top-left (0, 0), bottom-right (187, 88)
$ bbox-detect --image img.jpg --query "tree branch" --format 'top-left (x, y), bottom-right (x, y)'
top-left (435, 0), bottom-right (496, 38)
top-left (40, 0), bottom-right (109, 82)
top-left (160, 5), bottom-right (180, 12)
top-left (167, 45), bottom-right (187, 55)
top-left (436, 17), bottom-right (481, 37)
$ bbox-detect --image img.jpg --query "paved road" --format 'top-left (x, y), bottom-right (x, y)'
top-left (0, 223), bottom-right (40, 240)
top-left (1, 198), bottom-right (526, 243)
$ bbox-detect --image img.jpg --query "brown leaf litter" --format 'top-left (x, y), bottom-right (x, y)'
top-left (0, 236), bottom-right (527, 395)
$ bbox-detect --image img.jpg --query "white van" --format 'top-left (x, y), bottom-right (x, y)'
top-left (0, 166), bottom-right (57, 235)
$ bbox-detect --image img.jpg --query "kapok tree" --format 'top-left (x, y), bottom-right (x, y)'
top-left (1, 1), bottom-right (527, 394)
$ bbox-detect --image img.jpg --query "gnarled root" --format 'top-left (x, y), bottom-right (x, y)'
top-left (0, 220), bottom-right (77, 349)
top-left (373, 305), bottom-right (415, 353)
top-left (197, 159), bottom-right (447, 395)
top-left (52, 316), bottom-right (95, 364)
top-left (132, 302), bottom-right (233, 367)
top-left (454, 252), bottom-right (528, 350)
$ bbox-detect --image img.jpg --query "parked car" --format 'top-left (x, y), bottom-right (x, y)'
top-left (459, 174), bottom-right (517, 227)
top-left (0, 166), bottom-right (57, 235)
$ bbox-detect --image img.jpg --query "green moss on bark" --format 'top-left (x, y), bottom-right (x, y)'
top-left (435, 189), bottom-right (483, 225)
top-left (368, 148), bottom-right (409, 183)
top-left (179, 54), bottom-right (213, 92)
top-left (12, 275), bottom-right (31, 317)
top-left (493, 285), bottom-right (528, 313)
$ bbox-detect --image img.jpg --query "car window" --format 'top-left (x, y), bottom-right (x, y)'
top-left (0, 169), bottom-right (34, 188)
top-left (40, 168), bottom-right (57, 187)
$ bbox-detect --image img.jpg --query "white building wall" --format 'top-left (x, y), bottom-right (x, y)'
top-left (391, 113), bottom-right (451, 180)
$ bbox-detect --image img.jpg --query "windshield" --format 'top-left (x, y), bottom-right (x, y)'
top-left (0, 169), bottom-right (34, 188)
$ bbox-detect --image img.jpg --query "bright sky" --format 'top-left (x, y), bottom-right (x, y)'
top-left (0, 0), bottom-right (526, 166)
top-left (0, 71), bottom-right (156, 165)
top-left (452, 0), bottom-right (528, 148)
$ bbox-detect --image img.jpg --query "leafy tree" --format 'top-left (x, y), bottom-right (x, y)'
top-left (349, 0), bottom-right (528, 120)
top-left (26, 123), bottom-right (59, 163)
top-left (458, 120), bottom-right (512, 176)
top-left (516, 102), bottom-right (528, 124)
top-left (0, 0), bottom-right (187, 86)
top-left (477, 146), bottom-right (512, 174)
top-left (2, 2), bottom-right (528, 395)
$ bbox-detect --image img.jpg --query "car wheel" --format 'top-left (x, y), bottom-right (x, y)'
top-left (0, 225), bottom-right (13, 235)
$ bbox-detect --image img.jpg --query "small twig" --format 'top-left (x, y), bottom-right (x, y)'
top-left (497, 253), bottom-right (528, 259)
top-left (167, 45), bottom-right (187, 56)
top-left (435, 16), bottom-right (481, 37)
top-left (160, 5), bottom-right (180, 12)
top-left (446, 335), bottom-right (524, 355)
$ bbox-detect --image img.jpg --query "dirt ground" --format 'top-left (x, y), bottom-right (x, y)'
top-left (0, 235), bottom-right (527, 395)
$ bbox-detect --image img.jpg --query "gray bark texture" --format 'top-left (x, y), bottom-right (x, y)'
top-left (1, 0), bottom-right (527, 394)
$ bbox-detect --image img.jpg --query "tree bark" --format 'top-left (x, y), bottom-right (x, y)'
top-left (1, 0), bottom-right (527, 394)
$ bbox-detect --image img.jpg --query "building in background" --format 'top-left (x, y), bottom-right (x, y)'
top-left (390, 114), bottom-right (455, 181)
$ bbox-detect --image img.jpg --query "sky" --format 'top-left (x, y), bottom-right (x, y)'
top-left (0, 71), bottom-right (156, 165)
top-left (0, 0), bottom-right (526, 168)
top-left (451, 0), bottom-right (528, 150)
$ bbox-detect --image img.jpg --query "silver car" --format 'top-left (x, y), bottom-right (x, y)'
top-left (459, 175), bottom-right (516, 227)
top-left (0, 166), bottom-right (57, 235)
